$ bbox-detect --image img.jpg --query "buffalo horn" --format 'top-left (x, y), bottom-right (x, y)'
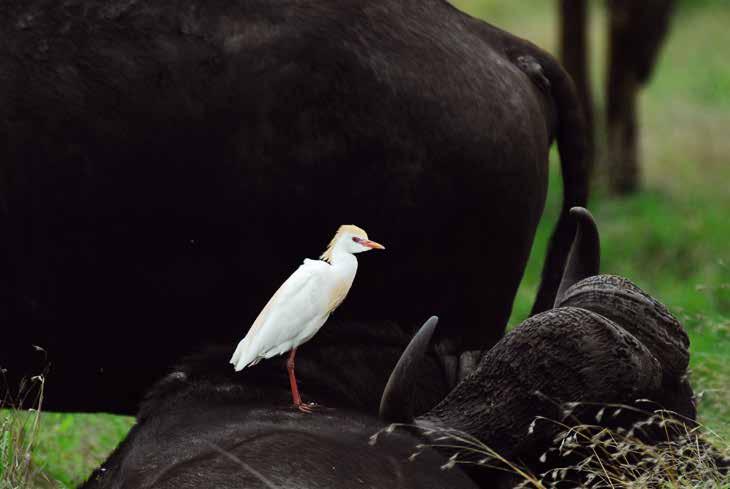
top-left (379, 316), bottom-right (439, 423)
top-left (554, 206), bottom-right (600, 307)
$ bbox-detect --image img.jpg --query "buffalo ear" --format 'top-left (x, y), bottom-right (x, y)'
top-left (554, 206), bottom-right (600, 307)
top-left (379, 316), bottom-right (439, 423)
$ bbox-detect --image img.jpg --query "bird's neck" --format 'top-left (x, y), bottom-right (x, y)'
top-left (328, 249), bottom-right (358, 279)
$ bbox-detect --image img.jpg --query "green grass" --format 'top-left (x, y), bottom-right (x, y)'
top-left (1, 396), bottom-right (133, 489)
top-left (3, 1), bottom-right (729, 486)
top-left (29, 413), bottom-right (134, 488)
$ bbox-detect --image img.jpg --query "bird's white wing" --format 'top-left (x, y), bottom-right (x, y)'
top-left (230, 259), bottom-right (331, 370)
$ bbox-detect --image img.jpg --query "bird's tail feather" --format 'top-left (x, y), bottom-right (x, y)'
top-left (230, 338), bottom-right (256, 371)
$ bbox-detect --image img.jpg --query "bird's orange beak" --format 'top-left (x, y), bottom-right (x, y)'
top-left (362, 239), bottom-right (385, 250)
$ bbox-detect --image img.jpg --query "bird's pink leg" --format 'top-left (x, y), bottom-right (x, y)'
top-left (286, 348), bottom-right (313, 413)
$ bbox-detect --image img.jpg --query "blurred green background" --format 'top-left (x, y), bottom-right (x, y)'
top-left (2, 0), bottom-right (729, 486)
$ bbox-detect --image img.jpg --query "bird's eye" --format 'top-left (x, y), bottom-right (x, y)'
top-left (352, 237), bottom-right (362, 243)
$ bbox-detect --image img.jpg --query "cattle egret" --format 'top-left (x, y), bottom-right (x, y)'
top-left (230, 225), bottom-right (385, 412)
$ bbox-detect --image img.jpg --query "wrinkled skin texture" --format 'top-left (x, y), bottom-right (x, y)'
top-left (417, 276), bottom-right (695, 486)
top-left (557, 274), bottom-right (695, 419)
top-left (0, 0), bottom-right (587, 413)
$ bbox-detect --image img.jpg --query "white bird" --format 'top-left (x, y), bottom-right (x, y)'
top-left (230, 224), bottom-right (385, 412)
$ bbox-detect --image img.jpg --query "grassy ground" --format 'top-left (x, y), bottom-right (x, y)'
top-left (2, 1), bottom-right (729, 486)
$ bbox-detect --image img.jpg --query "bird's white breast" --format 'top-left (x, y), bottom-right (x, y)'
top-left (325, 276), bottom-right (354, 314)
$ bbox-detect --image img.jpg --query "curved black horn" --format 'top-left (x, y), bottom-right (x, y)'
top-left (556, 274), bottom-right (694, 418)
top-left (554, 206), bottom-right (600, 307)
top-left (417, 307), bottom-right (664, 465)
top-left (379, 316), bottom-right (439, 423)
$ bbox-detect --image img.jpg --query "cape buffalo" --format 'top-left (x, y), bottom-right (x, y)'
top-left (0, 0), bottom-right (588, 413)
top-left (80, 210), bottom-right (695, 488)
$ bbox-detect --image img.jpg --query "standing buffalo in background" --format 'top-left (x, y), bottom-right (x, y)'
top-left (80, 209), bottom-right (696, 488)
top-left (0, 0), bottom-right (588, 413)
top-left (559, 0), bottom-right (675, 192)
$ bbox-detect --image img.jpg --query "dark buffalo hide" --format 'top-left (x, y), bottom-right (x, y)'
top-left (83, 408), bottom-right (478, 489)
top-left (0, 0), bottom-right (588, 413)
top-left (79, 322), bottom-right (474, 489)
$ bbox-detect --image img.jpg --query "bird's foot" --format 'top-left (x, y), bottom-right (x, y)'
top-left (294, 401), bottom-right (318, 413)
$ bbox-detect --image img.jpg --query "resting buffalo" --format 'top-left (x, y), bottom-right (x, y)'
top-left (80, 209), bottom-right (696, 488)
top-left (0, 0), bottom-right (588, 413)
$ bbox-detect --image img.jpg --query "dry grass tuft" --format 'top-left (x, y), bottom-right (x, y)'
top-left (372, 404), bottom-right (730, 489)
top-left (0, 369), bottom-right (55, 489)
top-left (518, 409), bottom-right (730, 488)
